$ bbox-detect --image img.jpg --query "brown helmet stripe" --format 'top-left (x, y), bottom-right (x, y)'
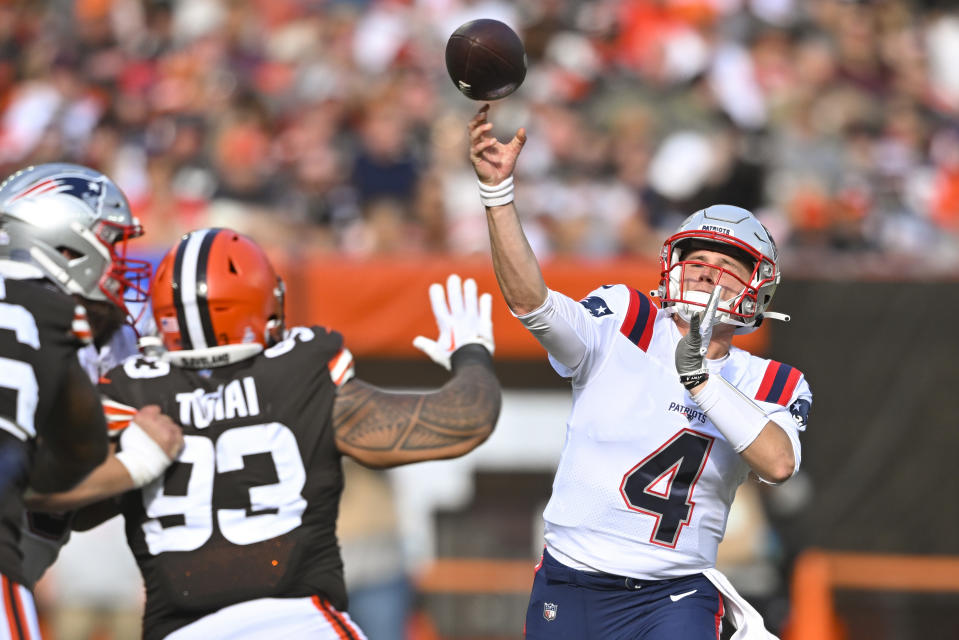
top-left (172, 228), bottom-right (220, 349)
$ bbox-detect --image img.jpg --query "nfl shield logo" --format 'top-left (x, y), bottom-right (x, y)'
top-left (543, 602), bottom-right (558, 622)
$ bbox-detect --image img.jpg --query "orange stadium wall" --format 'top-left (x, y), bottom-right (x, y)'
top-left (270, 254), bottom-right (770, 359)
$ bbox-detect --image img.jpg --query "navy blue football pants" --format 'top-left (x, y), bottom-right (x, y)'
top-left (524, 549), bottom-right (724, 640)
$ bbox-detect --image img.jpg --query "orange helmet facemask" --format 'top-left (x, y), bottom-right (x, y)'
top-left (151, 228), bottom-right (285, 368)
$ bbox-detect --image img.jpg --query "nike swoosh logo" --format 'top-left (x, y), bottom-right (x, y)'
top-left (669, 589), bottom-right (698, 602)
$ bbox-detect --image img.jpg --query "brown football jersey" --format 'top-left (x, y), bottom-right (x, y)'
top-left (0, 276), bottom-right (90, 584)
top-left (100, 326), bottom-right (351, 640)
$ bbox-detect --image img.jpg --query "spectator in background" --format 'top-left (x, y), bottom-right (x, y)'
top-left (0, 0), bottom-right (954, 268)
top-left (351, 100), bottom-right (420, 207)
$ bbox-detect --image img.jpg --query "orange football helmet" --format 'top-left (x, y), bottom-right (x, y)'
top-left (151, 228), bottom-right (284, 356)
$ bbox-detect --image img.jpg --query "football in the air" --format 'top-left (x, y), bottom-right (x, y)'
top-left (445, 19), bottom-right (527, 101)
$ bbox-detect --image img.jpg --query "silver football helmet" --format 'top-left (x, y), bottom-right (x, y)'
top-left (657, 204), bottom-right (785, 333)
top-left (0, 163), bottom-right (151, 317)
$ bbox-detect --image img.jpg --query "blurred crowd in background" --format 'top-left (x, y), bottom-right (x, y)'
top-left (2, 0), bottom-right (959, 274)
top-left (9, 1), bottom-right (957, 638)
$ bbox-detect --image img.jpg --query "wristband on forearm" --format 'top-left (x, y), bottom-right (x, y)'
top-left (450, 343), bottom-right (494, 371)
top-left (477, 176), bottom-right (514, 207)
top-left (115, 422), bottom-right (173, 488)
top-left (690, 375), bottom-right (769, 452)
top-left (679, 370), bottom-right (709, 391)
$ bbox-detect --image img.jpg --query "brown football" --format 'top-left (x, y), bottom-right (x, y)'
top-left (445, 19), bottom-right (527, 101)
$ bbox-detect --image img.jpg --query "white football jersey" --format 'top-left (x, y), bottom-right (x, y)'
top-left (529, 284), bottom-right (811, 580)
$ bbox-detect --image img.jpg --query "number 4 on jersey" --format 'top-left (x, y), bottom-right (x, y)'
top-left (619, 429), bottom-right (714, 548)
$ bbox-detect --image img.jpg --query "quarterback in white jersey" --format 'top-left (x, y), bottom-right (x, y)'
top-left (468, 104), bottom-right (811, 640)
top-left (531, 283), bottom-right (809, 578)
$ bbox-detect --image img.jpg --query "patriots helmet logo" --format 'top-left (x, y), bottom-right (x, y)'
top-left (8, 174), bottom-right (108, 217)
top-left (580, 296), bottom-right (613, 318)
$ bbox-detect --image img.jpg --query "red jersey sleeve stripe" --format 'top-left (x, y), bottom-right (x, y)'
top-left (72, 306), bottom-right (92, 343)
top-left (328, 348), bottom-right (355, 387)
top-left (756, 362), bottom-right (801, 405)
top-left (103, 400), bottom-right (137, 435)
top-left (776, 367), bottom-right (802, 405)
top-left (755, 361), bottom-right (780, 401)
top-left (620, 288), bottom-right (657, 352)
top-left (102, 399), bottom-right (137, 415)
top-left (106, 422), bottom-right (130, 435)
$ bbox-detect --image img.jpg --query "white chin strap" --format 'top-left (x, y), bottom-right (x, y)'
top-left (654, 289), bottom-right (791, 334)
top-left (673, 289), bottom-right (742, 326)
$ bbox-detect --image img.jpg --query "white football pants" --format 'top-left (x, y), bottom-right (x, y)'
top-left (163, 595), bottom-right (368, 639)
top-left (0, 576), bottom-right (41, 640)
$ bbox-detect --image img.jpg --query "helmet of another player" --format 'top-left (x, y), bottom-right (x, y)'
top-left (0, 163), bottom-right (151, 320)
top-left (151, 228), bottom-right (285, 367)
top-left (658, 204), bottom-right (785, 333)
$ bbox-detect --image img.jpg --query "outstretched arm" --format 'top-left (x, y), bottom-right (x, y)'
top-left (26, 405), bottom-right (183, 512)
top-left (468, 105), bottom-right (545, 315)
top-left (334, 274), bottom-right (502, 467)
top-left (333, 345), bottom-right (500, 468)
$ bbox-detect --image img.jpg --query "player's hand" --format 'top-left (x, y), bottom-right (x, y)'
top-left (116, 405), bottom-right (183, 488)
top-left (675, 287), bottom-right (721, 391)
top-left (413, 274), bottom-right (494, 370)
top-left (468, 104), bottom-right (526, 186)
top-left (131, 405), bottom-right (184, 460)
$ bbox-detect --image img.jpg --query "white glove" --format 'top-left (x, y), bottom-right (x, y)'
top-left (413, 274), bottom-right (494, 370)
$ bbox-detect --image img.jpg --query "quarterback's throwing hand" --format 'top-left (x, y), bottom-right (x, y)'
top-left (468, 105), bottom-right (526, 186)
top-left (413, 274), bottom-right (494, 370)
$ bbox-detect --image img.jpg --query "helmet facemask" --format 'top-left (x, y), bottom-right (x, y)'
top-left (95, 218), bottom-right (152, 323)
top-left (658, 205), bottom-right (785, 333)
top-left (264, 276), bottom-right (286, 347)
top-left (659, 231), bottom-right (779, 330)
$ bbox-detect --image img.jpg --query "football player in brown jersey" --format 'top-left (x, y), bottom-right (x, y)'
top-left (0, 165), bottom-right (184, 613)
top-left (91, 227), bottom-right (501, 639)
top-left (0, 163), bottom-right (148, 637)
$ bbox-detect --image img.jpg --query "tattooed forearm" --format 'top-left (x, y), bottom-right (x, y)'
top-left (333, 352), bottom-right (502, 468)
